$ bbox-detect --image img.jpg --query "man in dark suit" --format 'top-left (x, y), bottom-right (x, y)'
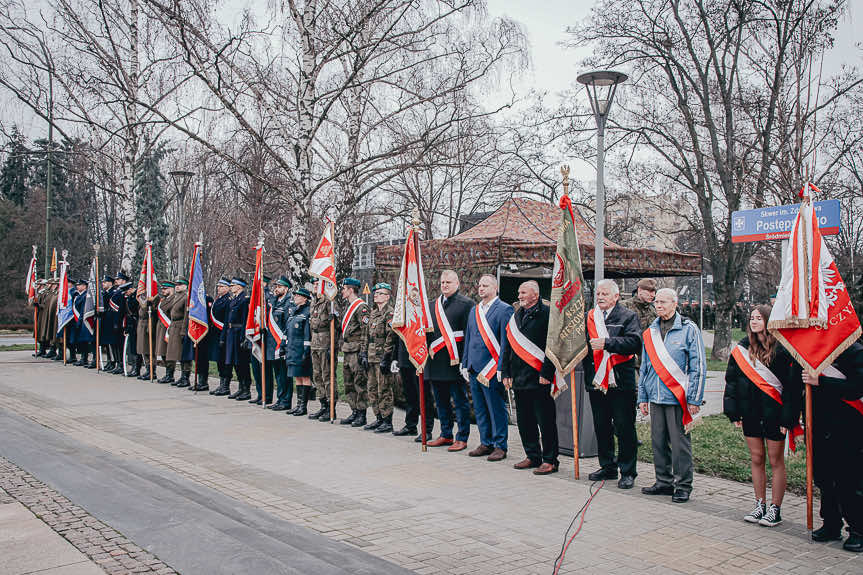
top-left (500, 281), bottom-right (558, 475)
top-left (461, 274), bottom-right (514, 462)
top-left (210, 278), bottom-right (233, 395)
top-left (583, 279), bottom-right (643, 489)
top-left (425, 270), bottom-right (474, 452)
top-left (223, 277), bottom-right (252, 400)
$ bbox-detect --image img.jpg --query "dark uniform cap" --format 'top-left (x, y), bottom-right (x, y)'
top-left (342, 277), bottom-right (361, 288)
top-left (174, 278), bottom-right (189, 286)
top-left (160, 281), bottom-right (175, 288)
top-left (231, 277), bottom-right (247, 287)
top-left (102, 275), bottom-right (114, 283)
top-left (373, 282), bottom-right (392, 293)
top-left (263, 275), bottom-right (271, 283)
top-left (76, 278), bottom-right (88, 286)
top-left (217, 277), bottom-right (231, 286)
top-left (276, 275), bottom-right (292, 288)
top-left (115, 272), bottom-right (130, 282)
top-left (295, 287), bottom-right (312, 298)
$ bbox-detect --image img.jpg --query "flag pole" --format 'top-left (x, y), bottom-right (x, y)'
top-left (561, 166), bottom-right (580, 480)
top-left (63, 327), bottom-right (67, 365)
top-left (94, 244), bottom-right (101, 373)
top-left (32, 245), bottom-right (38, 356)
top-left (330, 302), bottom-right (336, 424)
top-left (805, 383), bottom-right (814, 530)
top-left (260, 236), bottom-right (267, 409)
top-left (411, 212), bottom-right (428, 453)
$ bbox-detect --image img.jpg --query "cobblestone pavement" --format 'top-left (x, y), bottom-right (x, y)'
top-left (1, 352), bottom-right (860, 575)
top-left (0, 456), bottom-right (177, 575)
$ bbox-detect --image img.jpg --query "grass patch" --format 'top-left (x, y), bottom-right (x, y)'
top-left (0, 344), bottom-right (34, 352)
top-left (703, 328), bottom-right (747, 371)
top-left (636, 414), bottom-right (807, 495)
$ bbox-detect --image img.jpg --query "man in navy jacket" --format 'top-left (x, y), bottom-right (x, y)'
top-left (461, 274), bottom-right (513, 462)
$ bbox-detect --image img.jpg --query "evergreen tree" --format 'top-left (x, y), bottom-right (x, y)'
top-left (134, 143), bottom-right (170, 276)
top-left (0, 127), bottom-right (30, 206)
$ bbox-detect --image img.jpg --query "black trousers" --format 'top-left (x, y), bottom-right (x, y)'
top-left (514, 387), bottom-right (559, 465)
top-left (400, 367), bottom-right (434, 431)
top-left (588, 387), bottom-right (638, 477)
top-left (815, 434), bottom-right (863, 534)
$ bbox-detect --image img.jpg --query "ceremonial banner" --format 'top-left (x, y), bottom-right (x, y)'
top-left (245, 241), bottom-right (264, 361)
top-left (187, 243), bottom-right (209, 344)
top-left (50, 248), bottom-right (57, 276)
top-left (25, 249), bottom-right (37, 303)
top-left (545, 194), bottom-right (588, 396)
top-left (137, 243), bottom-right (159, 298)
top-left (56, 254), bottom-right (74, 333)
top-left (768, 183), bottom-right (861, 375)
top-left (82, 257), bottom-right (98, 335)
top-left (308, 219), bottom-right (338, 300)
top-left (390, 228), bottom-right (433, 371)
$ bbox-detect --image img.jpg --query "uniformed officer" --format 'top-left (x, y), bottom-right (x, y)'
top-left (167, 279), bottom-right (192, 387)
top-left (250, 275), bottom-right (276, 404)
top-left (136, 279), bottom-right (161, 380)
top-left (224, 277), bottom-right (252, 400)
top-left (264, 277), bottom-right (293, 410)
top-left (47, 279), bottom-right (61, 360)
top-left (308, 278), bottom-right (338, 421)
top-left (99, 275), bottom-right (118, 371)
top-left (69, 278), bottom-right (87, 365)
top-left (107, 273), bottom-right (129, 374)
top-left (155, 281), bottom-right (176, 383)
top-left (120, 281), bottom-right (141, 377)
top-left (338, 277), bottom-right (370, 427)
top-left (285, 287), bottom-right (313, 415)
top-left (363, 283), bottom-right (395, 433)
top-left (186, 291), bottom-right (214, 392)
top-left (210, 278), bottom-right (233, 395)
top-left (31, 279), bottom-right (50, 357)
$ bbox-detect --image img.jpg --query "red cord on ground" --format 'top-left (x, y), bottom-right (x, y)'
top-left (552, 480), bottom-right (604, 575)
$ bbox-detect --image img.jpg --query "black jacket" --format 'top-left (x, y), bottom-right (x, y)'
top-left (500, 301), bottom-right (556, 391)
top-left (425, 292), bottom-right (474, 381)
top-left (581, 302), bottom-right (641, 391)
top-left (723, 338), bottom-right (799, 429)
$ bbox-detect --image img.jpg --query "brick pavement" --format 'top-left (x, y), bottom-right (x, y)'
top-left (0, 456), bottom-right (177, 575)
top-left (0, 352), bottom-right (860, 575)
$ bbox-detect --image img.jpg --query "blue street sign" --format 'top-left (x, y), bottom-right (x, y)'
top-left (731, 200), bottom-right (841, 243)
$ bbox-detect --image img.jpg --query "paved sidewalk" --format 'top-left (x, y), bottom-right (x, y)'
top-left (0, 352), bottom-right (860, 575)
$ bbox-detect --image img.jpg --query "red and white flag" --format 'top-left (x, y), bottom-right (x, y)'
top-left (390, 228), bottom-right (433, 371)
top-left (25, 248), bottom-right (37, 304)
top-left (308, 219), bottom-right (338, 300)
top-left (245, 240), bottom-right (264, 361)
top-left (768, 183), bottom-right (862, 375)
top-left (137, 243), bottom-right (158, 299)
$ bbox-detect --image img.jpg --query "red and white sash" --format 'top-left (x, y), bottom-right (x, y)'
top-left (476, 301), bottom-right (501, 385)
top-left (268, 307), bottom-right (285, 350)
top-left (821, 365), bottom-right (863, 416)
top-left (587, 307), bottom-right (634, 393)
top-left (73, 299), bottom-right (81, 321)
top-left (731, 344), bottom-right (804, 451)
top-left (505, 314), bottom-right (563, 396)
top-left (643, 326), bottom-right (694, 431)
top-left (109, 298), bottom-right (120, 312)
top-left (210, 307), bottom-right (224, 331)
top-left (430, 296), bottom-right (464, 365)
top-left (342, 299), bottom-right (365, 334)
top-left (158, 303), bottom-right (171, 342)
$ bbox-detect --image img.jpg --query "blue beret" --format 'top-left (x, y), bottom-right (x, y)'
top-left (342, 277), bottom-right (361, 288)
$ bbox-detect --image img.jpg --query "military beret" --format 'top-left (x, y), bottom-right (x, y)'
top-left (231, 277), bottom-right (247, 287)
top-left (102, 275), bottom-right (114, 283)
top-left (174, 278), bottom-right (189, 286)
top-left (217, 277), bottom-right (231, 286)
top-left (342, 277), bottom-right (361, 288)
top-left (373, 282), bottom-right (392, 292)
top-left (160, 281), bottom-right (175, 288)
top-left (276, 275), bottom-right (292, 288)
top-left (294, 287), bottom-right (312, 298)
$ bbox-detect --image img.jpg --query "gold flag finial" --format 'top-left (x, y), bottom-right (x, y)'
top-left (560, 165), bottom-right (570, 196)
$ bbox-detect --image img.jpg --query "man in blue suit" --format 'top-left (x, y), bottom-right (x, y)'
top-left (461, 274), bottom-right (514, 462)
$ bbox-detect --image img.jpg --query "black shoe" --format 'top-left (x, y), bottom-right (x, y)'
top-left (235, 384), bottom-right (252, 401)
top-left (104, 361), bottom-right (116, 372)
top-left (176, 372), bottom-right (191, 388)
top-left (86, 360), bottom-right (97, 369)
top-left (228, 386), bottom-right (241, 399)
top-left (618, 476), bottom-right (635, 490)
top-left (364, 415), bottom-right (383, 431)
top-left (138, 370), bottom-right (151, 381)
top-left (414, 431), bottom-right (432, 443)
top-left (45, 350), bottom-right (57, 359)
top-left (73, 358), bottom-right (85, 367)
top-left (249, 397), bottom-right (262, 405)
top-left (812, 525), bottom-right (843, 542)
top-left (641, 483), bottom-right (675, 496)
top-left (212, 380), bottom-right (231, 396)
top-left (308, 400), bottom-right (327, 419)
top-left (588, 468), bottom-right (618, 481)
top-left (843, 532), bottom-right (863, 552)
top-left (111, 365), bottom-right (125, 375)
top-left (351, 410), bottom-right (367, 427)
top-left (268, 403), bottom-right (288, 411)
top-left (292, 391), bottom-right (308, 415)
top-left (375, 416), bottom-right (393, 434)
top-left (318, 409), bottom-right (332, 423)
top-left (671, 489), bottom-right (690, 503)
top-left (392, 426), bottom-right (417, 437)
top-left (340, 410), bottom-right (358, 425)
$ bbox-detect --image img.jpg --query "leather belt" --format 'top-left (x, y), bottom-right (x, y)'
top-left (228, 323), bottom-right (244, 328)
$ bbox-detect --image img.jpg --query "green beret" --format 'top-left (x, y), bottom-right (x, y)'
top-left (373, 282), bottom-right (392, 292)
top-left (342, 277), bottom-right (361, 288)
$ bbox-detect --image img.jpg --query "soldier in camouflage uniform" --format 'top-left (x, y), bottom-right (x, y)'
top-left (622, 278), bottom-right (657, 369)
top-left (338, 277), bottom-right (370, 428)
top-left (363, 283), bottom-right (396, 434)
top-left (308, 278), bottom-right (338, 422)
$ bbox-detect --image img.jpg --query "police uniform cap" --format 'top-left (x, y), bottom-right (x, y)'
top-left (175, 278), bottom-right (189, 286)
top-left (294, 287), bottom-right (312, 298)
top-left (276, 275), bottom-right (292, 288)
top-left (231, 277), bottom-right (247, 287)
top-left (102, 275), bottom-right (114, 283)
top-left (160, 281), bottom-right (175, 288)
top-left (373, 282), bottom-right (392, 293)
top-left (342, 277), bottom-right (361, 288)
top-left (217, 277), bottom-right (231, 286)
top-left (76, 278), bottom-right (88, 286)
top-left (115, 272), bottom-right (130, 282)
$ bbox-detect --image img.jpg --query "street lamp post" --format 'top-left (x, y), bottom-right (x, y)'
top-left (169, 170), bottom-right (194, 277)
top-left (577, 70), bottom-right (627, 283)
